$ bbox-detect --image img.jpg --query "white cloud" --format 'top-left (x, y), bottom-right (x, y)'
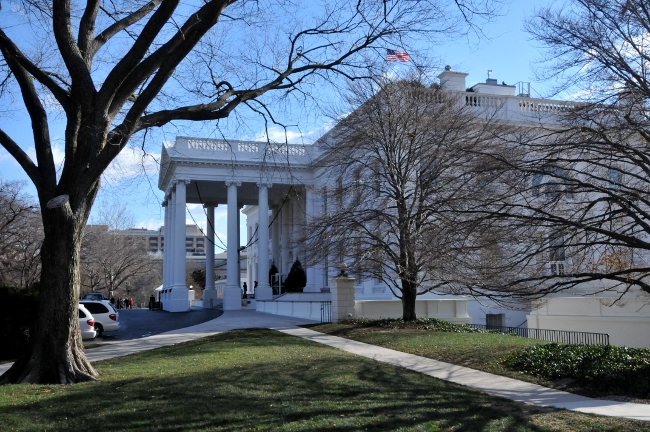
top-left (26, 142), bottom-right (66, 172)
top-left (253, 121), bottom-right (335, 145)
top-left (102, 147), bottom-right (160, 185)
top-left (135, 218), bottom-right (164, 231)
top-left (0, 147), bottom-right (15, 164)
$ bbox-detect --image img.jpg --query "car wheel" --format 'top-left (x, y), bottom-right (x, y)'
top-left (94, 324), bottom-right (103, 337)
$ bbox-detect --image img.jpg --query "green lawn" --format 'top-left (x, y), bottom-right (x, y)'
top-left (0, 329), bottom-right (648, 431)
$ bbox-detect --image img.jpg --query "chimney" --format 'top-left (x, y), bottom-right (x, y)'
top-left (438, 65), bottom-right (469, 91)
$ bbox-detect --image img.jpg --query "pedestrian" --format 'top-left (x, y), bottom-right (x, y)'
top-left (149, 295), bottom-right (155, 310)
top-left (242, 282), bottom-right (247, 298)
top-left (129, 298), bottom-right (134, 309)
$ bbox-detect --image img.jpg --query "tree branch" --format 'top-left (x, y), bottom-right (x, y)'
top-left (0, 129), bottom-right (41, 191)
top-left (77, 0), bottom-right (100, 62)
top-left (0, 43), bottom-right (56, 191)
top-left (92, 0), bottom-right (163, 57)
top-left (96, 0), bottom-right (181, 110)
top-left (52, 0), bottom-right (95, 97)
top-left (0, 28), bottom-right (70, 111)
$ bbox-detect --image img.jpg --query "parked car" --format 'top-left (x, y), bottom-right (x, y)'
top-left (78, 304), bottom-right (97, 340)
top-left (79, 300), bottom-right (120, 337)
top-left (82, 292), bottom-right (107, 301)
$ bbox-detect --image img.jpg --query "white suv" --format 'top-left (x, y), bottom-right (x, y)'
top-left (78, 304), bottom-right (97, 340)
top-left (79, 300), bottom-right (120, 337)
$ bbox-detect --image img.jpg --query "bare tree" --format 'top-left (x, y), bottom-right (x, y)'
top-left (81, 200), bottom-right (159, 300)
top-left (0, 0), bottom-right (506, 383)
top-left (80, 226), bottom-right (158, 299)
top-left (305, 76), bottom-right (499, 320)
top-left (462, 0), bottom-right (650, 301)
top-left (0, 180), bottom-right (42, 290)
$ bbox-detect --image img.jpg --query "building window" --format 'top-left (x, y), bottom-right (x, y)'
top-left (608, 167), bottom-right (622, 189)
top-left (531, 173), bottom-right (543, 197)
top-left (486, 313), bottom-right (505, 329)
top-left (337, 177), bottom-right (343, 209)
top-left (324, 255), bottom-right (329, 287)
top-left (353, 169), bottom-right (361, 202)
top-left (550, 262), bottom-right (565, 276)
top-left (548, 232), bottom-right (566, 276)
top-left (548, 233), bottom-right (565, 261)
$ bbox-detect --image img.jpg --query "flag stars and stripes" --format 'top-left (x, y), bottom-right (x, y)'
top-left (386, 49), bottom-right (410, 62)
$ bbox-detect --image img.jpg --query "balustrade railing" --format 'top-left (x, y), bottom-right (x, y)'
top-left (179, 137), bottom-right (307, 157)
top-left (469, 324), bottom-right (609, 345)
top-left (518, 100), bottom-right (577, 112)
top-left (465, 94), bottom-right (506, 108)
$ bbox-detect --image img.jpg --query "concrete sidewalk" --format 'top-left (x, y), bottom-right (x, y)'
top-left (2, 310), bottom-right (648, 422)
top-left (280, 326), bottom-right (650, 422)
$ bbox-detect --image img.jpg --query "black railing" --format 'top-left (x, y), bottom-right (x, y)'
top-left (469, 324), bottom-right (609, 346)
top-left (320, 301), bottom-right (331, 323)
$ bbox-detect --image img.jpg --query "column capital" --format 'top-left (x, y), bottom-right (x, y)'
top-left (162, 200), bottom-right (168, 207)
top-left (203, 203), bottom-right (218, 208)
top-left (256, 182), bottom-right (273, 189)
top-left (225, 180), bottom-right (242, 187)
top-left (171, 178), bottom-right (191, 186)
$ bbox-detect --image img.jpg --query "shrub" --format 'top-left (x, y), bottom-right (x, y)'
top-left (283, 259), bottom-right (306, 292)
top-left (503, 343), bottom-right (650, 397)
top-left (0, 286), bottom-right (39, 360)
top-left (345, 317), bottom-right (488, 333)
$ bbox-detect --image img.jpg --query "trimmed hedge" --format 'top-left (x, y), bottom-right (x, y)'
top-left (503, 343), bottom-right (650, 397)
top-left (345, 317), bottom-right (488, 333)
top-left (0, 286), bottom-right (39, 360)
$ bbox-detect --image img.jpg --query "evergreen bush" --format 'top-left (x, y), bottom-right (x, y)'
top-left (283, 259), bottom-right (306, 292)
top-left (503, 343), bottom-right (650, 397)
top-left (0, 286), bottom-right (39, 360)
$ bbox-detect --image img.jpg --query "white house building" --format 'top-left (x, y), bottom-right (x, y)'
top-left (157, 67), bottom-right (650, 347)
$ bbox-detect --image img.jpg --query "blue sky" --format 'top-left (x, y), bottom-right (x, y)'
top-left (0, 0), bottom-right (556, 248)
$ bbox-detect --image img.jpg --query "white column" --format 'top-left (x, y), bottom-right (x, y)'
top-left (163, 189), bottom-right (176, 307)
top-left (256, 183), bottom-right (273, 300)
top-left (304, 188), bottom-right (317, 292)
top-left (223, 181), bottom-right (242, 310)
top-left (280, 199), bottom-right (291, 274)
top-left (174, 181), bottom-right (187, 288)
top-left (203, 204), bottom-right (218, 307)
top-left (237, 205), bottom-right (242, 288)
top-left (162, 199), bottom-right (170, 290)
top-left (167, 190), bottom-right (176, 290)
top-left (271, 206), bottom-right (280, 269)
top-left (292, 196), bottom-right (301, 263)
top-left (166, 180), bottom-right (190, 312)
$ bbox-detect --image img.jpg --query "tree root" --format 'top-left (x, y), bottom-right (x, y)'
top-left (1, 349), bottom-right (98, 385)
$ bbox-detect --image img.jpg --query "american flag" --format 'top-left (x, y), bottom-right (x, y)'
top-left (386, 49), bottom-right (410, 62)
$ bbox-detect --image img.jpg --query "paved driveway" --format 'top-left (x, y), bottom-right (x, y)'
top-left (94, 307), bottom-right (224, 342)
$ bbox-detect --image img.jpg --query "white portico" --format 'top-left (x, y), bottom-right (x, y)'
top-left (158, 137), bottom-right (320, 312)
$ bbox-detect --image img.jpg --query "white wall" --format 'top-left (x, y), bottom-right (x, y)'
top-left (528, 296), bottom-right (650, 348)
top-left (355, 299), bottom-right (471, 324)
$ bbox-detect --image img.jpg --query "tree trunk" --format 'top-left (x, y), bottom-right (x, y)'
top-left (401, 280), bottom-right (417, 321)
top-left (1, 191), bottom-right (98, 384)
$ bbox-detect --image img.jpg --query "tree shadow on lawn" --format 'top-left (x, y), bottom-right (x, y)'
top-left (0, 329), bottom-right (642, 431)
